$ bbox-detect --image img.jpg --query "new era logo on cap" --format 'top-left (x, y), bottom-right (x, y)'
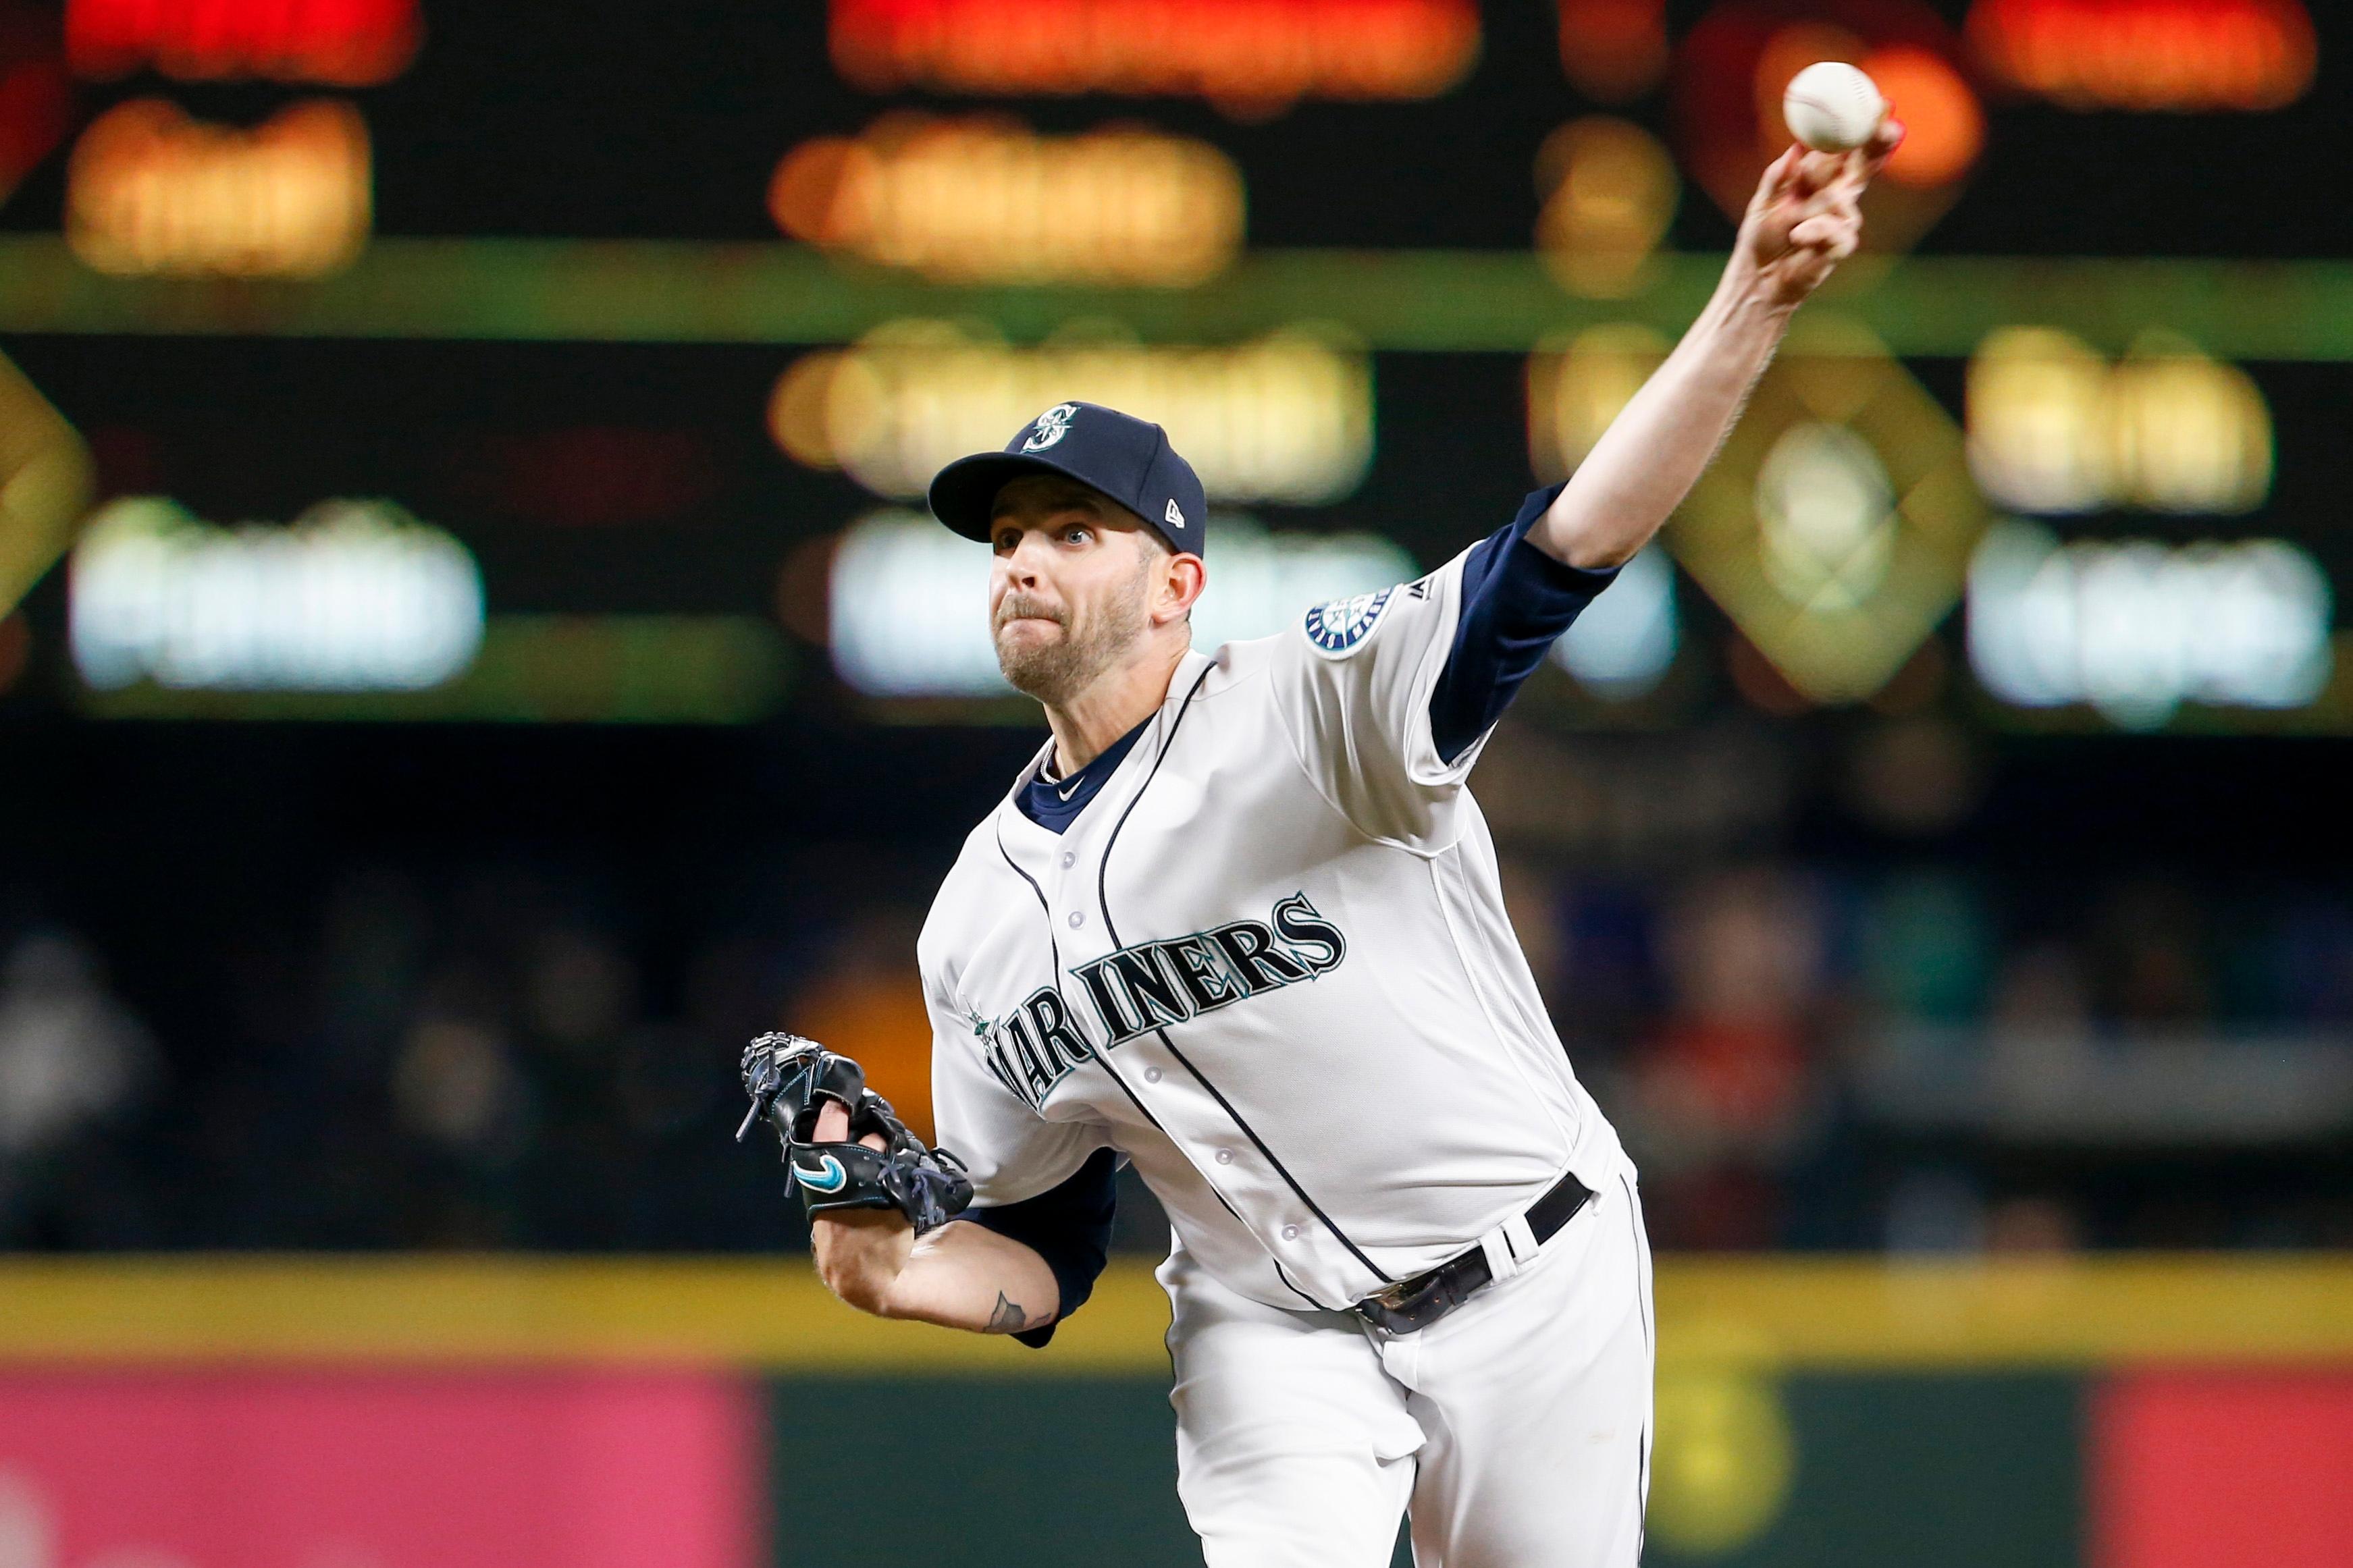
top-left (927, 400), bottom-right (1211, 557)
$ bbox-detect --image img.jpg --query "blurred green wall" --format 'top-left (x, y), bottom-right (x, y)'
top-left (767, 1373), bottom-right (2081, 1568)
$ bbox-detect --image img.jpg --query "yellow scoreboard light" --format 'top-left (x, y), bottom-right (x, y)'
top-left (827, 0), bottom-right (1479, 115)
top-left (771, 321), bottom-right (1373, 507)
top-left (66, 98), bottom-right (371, 279)
top-left (0, 353), bottom-right (95, 620)
top-left (1527, 323), bottom-right (1670, 485)
top-left (771, 115), bottom-right (1243, 288)
top-left (1534, 117), bottom-right (1680, 300)
top-left (1967, 327), bottom-right (2273, 517)
top-left (1666, 319), bottom-right (1990, 705)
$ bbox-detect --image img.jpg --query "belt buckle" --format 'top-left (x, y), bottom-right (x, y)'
top-left (1356, 1260), bottom-right (1458, 1336)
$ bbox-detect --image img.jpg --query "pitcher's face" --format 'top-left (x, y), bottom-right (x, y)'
top-left (986, 475), bottom-right (1162, 703)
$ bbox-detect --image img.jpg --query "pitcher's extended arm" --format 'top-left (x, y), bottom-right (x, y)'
top-left (1533, 124), bottom-right (1902, 572)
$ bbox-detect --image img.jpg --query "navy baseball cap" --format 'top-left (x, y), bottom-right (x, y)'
top-left (928, 401), bottom-right (1209, 557)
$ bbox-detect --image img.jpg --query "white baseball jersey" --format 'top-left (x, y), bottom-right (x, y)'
top-left (920, 534), bottom-right (1628, 1314)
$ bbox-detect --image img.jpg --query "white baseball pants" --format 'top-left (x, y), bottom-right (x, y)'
top-left (1159, 1164), bottom-right (1654, 1568)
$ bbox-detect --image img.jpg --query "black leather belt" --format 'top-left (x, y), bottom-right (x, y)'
top-left (1350, 1170), bottom-right (1595, 1336)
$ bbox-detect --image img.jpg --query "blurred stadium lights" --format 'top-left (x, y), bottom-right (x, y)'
top-left (1967, 518), bottom-right (2333, 729)
top-left (1966, 0), bottom-right (2315, 111)
top-left (0, 20), bottom-right (72, 206)
top-left (1527, 323), bottom-right (1669, 484)
top-left (1647, 1363), bottom-right (1796, 1555)
top-left (1552, 542), bottom-right (1679, 699)
top-left (1534, 117), bottom-right (1680, 300)
top-left (70, 496), bottom-right (481, 693)
top-left (1672, 319), bottom-right (1989, 704)
top-left (1556, 0), bottom-right (1669, 102)
top-left (1862, 43), bottom-right (1985, 187)
top-left (1755, 423), bottom-right (1899, 612)
top-left (65, 0), bottom-right (420, 84)
top-left (826, 0), bottom-right (1479, 113)
top-left (78, 616), bottom-right (790, 723)
top-left (770, 114), bottom-right (1244, 288)
top-left (66, 98), bottom-right (370, 278)
top-left (0, 351), bottom-right (95, 618)
top-left (14, 240), bottom-right (2353, 359)
top-left (1677, 3), bottom-right (1980, 254)
top-left (1968, 327), bottom-right (2273, 516)
top-left (771, 321), bottom-right (1373, 505)
top-left (826, 508), bottom-right (1413, 698)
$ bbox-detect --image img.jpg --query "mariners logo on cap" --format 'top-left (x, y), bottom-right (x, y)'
top-left (1302, 587), bottom-right (1395, 656)
top-left (1021, 403), bottom-right (1079, 452)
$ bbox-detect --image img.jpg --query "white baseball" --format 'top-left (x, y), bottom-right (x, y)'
top-left (1782, 61), bottom-right (1884, 153)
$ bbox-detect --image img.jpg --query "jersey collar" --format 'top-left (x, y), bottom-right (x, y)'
top-left (996, 649), bottom-right (1215, 834)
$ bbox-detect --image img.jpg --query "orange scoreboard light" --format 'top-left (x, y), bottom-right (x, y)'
top-left (66, 0), bottom-right (421, 86)
top-left (1967, 0), bottom-right (2315, 111)
top-left (828, 0), bottom-right (1481, 111)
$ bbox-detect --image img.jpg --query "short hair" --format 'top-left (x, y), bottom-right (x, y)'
top-left (1131, 516), bottom-right (1194, 623)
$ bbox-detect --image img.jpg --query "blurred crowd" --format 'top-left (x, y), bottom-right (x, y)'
top-left (3, 853), bottom-right (2351, 1255)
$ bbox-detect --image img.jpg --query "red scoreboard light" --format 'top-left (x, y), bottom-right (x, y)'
top-left (67, 0), bottom-right (421, 86)
top-left (829, 0), bottom-right (1480, 113)
top-left (1674, 0), bottom-right (1983, 254)
top-left (1967, 0), bottom-right (2315, 112)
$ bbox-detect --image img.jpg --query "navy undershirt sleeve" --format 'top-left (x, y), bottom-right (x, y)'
top-left (1427, 483), bottom-right (1621, 765)
top-left (961, 1147), bottom-right (1119, 1349)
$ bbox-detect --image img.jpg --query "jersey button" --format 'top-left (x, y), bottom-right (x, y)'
top-left (1281, 1224), bottom-right (1301, 1241)
top-left (1067, 911), bottom-right (1084, 928)
top-left (1060, 851), bottom-right (1076, 869)
top-left (1143, 1067), bottom-right (1163, 1083)
top-left (1214, 1149), bottom-right (1234, 1165)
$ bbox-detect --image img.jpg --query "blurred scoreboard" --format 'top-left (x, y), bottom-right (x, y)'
top-left (0, 0), bottom-right (2343, 731)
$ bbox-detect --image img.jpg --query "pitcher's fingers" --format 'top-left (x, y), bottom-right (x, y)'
top-left (1749, 145), bottom-right (1802, 215)
top-left (815, 1100), bottom-right (851, 1141)
top-left (1793, 146), bottom-right (1849, 196)
top-left (1857, 117), bottom-right (1905, 184)
top-left (1780, 181), bottom-right (1856, 244)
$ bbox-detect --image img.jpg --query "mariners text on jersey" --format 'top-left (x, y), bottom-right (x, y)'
top-left (974, 893), bottom-right (1347, 1110)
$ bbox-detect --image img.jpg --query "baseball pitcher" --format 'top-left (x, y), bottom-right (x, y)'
top-left (739, 130), bottom-right (1899, 1567)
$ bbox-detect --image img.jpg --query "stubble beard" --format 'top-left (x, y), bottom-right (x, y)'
top-left (993, 559), bottom-right (1153, 706)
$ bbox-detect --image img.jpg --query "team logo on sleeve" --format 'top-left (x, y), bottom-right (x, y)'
top-left (1302, 587), bottom-right (1396, 656)
top-left (1021, 403), bottom-right (1079, 452)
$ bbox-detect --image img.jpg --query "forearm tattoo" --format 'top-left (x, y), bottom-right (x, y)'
top-left (986, 1291), bottom-right (1029, 1333)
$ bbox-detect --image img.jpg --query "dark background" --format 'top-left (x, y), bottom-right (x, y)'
top-left (1, 0), bottom-right (2348, 1257)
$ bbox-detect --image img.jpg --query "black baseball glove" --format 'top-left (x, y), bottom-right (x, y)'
top-left (735, 1032), bottom-right (973, 1235)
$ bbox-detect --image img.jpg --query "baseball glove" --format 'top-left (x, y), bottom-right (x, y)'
top-left (735, 1032), bottom-right (973, 1234)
